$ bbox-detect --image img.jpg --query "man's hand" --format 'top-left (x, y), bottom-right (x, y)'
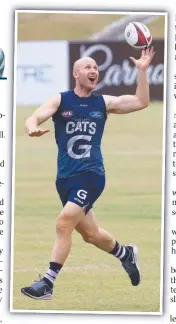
top-left (104, 46), bottom-right (155, 114)
top-left (27, 128), bottom-right (50, 137)
top-left (130, 47), bottom-right (155, 71)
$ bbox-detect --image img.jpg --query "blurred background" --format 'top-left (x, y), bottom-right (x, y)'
top-left (18, 12), bottom-right (165, 40)
top-left (13, 11), bottom-right (166, 313)
top-left (16, 12), bottom-right (165, 104)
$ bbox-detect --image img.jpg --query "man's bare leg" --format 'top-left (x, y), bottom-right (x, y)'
top-left (21, 202), bottom-right (84, 299)
top-left (75, 209), bottom-right (141, 286)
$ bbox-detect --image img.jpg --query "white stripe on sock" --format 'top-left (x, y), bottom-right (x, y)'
top-left (115, 245), bottom-right (122, 257)
top-left (47, 269), bottom-right (58, 279)
top-left (44, 269), bottom-right (58, 283)
top-left (116, 246), bottom-right (126, 260)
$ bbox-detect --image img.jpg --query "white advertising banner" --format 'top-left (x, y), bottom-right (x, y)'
top-left (16, 41), bottom-right (69, 105)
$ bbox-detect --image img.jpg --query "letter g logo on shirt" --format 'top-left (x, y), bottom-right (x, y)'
top-left (67, 135), bottom-right (92, 159)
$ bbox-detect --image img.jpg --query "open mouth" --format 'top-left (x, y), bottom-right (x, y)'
top-left (88, 77), bottom-right (96, 83)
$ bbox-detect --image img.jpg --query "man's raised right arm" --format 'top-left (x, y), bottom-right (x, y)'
top-left (25, 94), bottom-right (61, 137)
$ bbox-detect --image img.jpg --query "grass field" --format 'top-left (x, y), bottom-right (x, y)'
top-left (12, 102), bottom-right (164, 313)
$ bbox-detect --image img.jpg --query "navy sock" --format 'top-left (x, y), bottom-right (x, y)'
top-left (43, 262), bottom-right (63, 287)
top-left (109, 241), bottom-right (130, 262)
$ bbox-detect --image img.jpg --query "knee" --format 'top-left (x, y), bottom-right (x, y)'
top-left (56, 211), bottom-right (72, 235)
top-left (82, 229), bottom-right (100, 244)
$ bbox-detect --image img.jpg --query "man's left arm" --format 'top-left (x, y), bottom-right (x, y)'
top-left (104, 47), bottom-right (155, 114)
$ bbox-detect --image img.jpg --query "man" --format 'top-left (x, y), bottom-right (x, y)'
top-left (21, 47), bottom-right (155, 300)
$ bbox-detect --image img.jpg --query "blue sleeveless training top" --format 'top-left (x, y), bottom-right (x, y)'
top-left (52, 90), bottom-right (107, 178)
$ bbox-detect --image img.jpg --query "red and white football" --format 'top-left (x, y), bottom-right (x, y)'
top-left (124, 22), bottom-right (152, 50)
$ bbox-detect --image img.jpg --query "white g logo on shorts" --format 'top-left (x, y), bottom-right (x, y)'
top-left (77, 190), bottom-right (88, 200)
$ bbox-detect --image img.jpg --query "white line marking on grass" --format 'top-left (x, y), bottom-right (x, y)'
top-left (104, 151), bottom-right (162, 156)
top-left (14, 264), bottom-right (113, 273)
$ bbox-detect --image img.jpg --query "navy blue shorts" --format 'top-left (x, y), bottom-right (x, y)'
top-left (56, 172), bottom-right (105, 214)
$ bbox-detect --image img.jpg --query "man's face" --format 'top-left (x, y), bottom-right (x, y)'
top-left (73, 59), bottom-right (99, 90)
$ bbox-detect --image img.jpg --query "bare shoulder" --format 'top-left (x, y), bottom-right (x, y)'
top-left (35, 93), bottom-right (62, 120)
top-left (45, 93), bottom-right (62, 115)
top-left (102, 95), bottom-right (110, 109)
top-left (102, 94), bottom-right (119, 112)
top-left (52, 93), bottom-right (62, 107)
top-left (102, 94), bottom-right (109, 107)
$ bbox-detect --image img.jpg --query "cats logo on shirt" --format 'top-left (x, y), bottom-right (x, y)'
top-left (61, 111), bottom-right (73, 118)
